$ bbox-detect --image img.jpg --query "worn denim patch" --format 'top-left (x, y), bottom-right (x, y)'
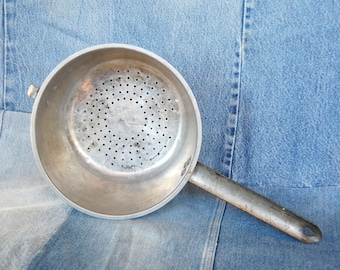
top-left (1, 0), bottom-right (339, 269)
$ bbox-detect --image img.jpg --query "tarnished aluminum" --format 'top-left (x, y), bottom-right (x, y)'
top-left (190, 163), bottom-right (322, 243)
top-left (29, 44), bottom-right (322, 243)
top-left (30, 44), bottom-right (201, 219)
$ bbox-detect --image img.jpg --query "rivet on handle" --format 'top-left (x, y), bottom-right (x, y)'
top-left (27, 85), bottom-right (40, 99)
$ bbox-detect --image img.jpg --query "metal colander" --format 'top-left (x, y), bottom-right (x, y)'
top-left (29, 44), bottom-right (322, 244)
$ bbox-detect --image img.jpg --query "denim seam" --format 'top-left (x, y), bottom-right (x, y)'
top-left (214, 1), bottom-right (253, 268)
top-left (2, 1), bottom-right (6, 112)
top-left (222, 0), bottom-right (253, 179)
top-left (199, 199), bottom-right (226, 270)
top-left (0, 110), bottom-right (4, 136)
top-left (4, 0), bottom-right (18, 112)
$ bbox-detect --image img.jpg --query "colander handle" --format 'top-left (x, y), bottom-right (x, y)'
top-left (190, 162), bottom-right (322, 244)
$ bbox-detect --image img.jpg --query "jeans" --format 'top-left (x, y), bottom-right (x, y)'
top-left (1, 1), bottom-right (339, 269)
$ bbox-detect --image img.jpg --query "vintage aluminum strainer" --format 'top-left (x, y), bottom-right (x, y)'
top-left (28, 44), bottom-right (322, 243)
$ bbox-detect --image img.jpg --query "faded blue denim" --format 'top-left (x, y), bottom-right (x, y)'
top-left (0, 0), bottom-right (339, 269)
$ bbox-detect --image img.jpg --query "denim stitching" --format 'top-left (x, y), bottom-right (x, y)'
top-left (222, 0), bottom-right (253, 179)
top-left (199, 2), bottom-right (255, 269)
top-left (0, 110), bottom-right (4, 136)
top-left (199, 199), bottom-right (226, 270)
top-left (211, 1), bottom-right (253, 268)
top-left (2, 1), bottom-right (6, 112)
top-left (4, 0), bottom-right (16, 111)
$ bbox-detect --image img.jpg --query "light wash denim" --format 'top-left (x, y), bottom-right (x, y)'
top-left (0, 0), bottom-right (339, 269)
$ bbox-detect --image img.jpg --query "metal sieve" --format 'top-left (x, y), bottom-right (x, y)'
top-left (28, 44), bottom-right (322, 243)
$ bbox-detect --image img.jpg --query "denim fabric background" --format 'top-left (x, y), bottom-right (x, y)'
top-left (1, 0), bottom-right (339, 269)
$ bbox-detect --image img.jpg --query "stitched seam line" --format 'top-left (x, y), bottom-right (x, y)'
top-left (229, 0), bottom-right (248, 177)
top-left (0, 110), bottom-right (4, 136)
top-left (199, 199), bottom-right (226, 270)
top-left (2, 1), bottom-right (6, 112)
top-left (199, 1), bottom-right (250, 266)
top-left (222, 0), bottom-right (252, 179)
top-left (209, 1), bottom-right (252, 268)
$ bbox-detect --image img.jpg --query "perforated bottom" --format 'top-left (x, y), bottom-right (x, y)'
top-left (68, 65), bottom-right (180, 173)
